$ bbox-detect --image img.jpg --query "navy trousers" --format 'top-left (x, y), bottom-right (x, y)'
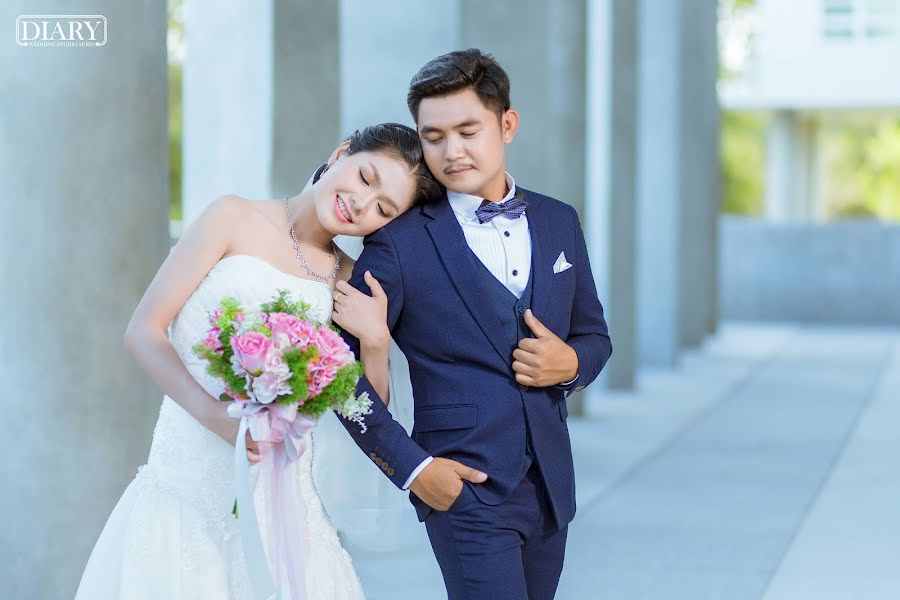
top-left (423, 463), bottom-right (568, 599)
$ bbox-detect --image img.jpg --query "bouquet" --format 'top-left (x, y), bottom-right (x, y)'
top-left (193, 288), bottom-right (372, 432)
top-left (192, 289), bottom-right (372, 599)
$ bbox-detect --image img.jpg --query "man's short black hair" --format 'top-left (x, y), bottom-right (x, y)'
top-left (407, 48), bottom-right (511, 122)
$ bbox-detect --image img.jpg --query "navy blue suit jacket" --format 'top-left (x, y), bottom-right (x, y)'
top-left (335, 187), bottom-right (612, 525)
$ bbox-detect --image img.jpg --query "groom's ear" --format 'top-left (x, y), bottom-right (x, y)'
top-left (501, 108), bottom-right (520, 144)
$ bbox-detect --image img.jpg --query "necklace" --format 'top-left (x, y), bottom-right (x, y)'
top-left (283, 196), bottom-right (340, 283)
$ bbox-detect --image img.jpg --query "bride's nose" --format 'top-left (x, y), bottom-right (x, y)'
top-left (351, 192), bottom-right (376, 214)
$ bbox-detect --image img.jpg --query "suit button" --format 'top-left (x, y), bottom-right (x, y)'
top-left (375, 457), bottom-right (384, 466)
top-left (369, 452), bottom-right (377, 460)
top-left (519, 384), bottom-right (528, 392)
top-left (575, 385), bottom-right (584, 392)
top-left (387, 468), bottom-right (395, 476)
top-left (517, 306), bottom-right (526, 314)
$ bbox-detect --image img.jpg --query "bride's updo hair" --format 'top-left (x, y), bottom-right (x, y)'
top-left (343, 123), bottom-right (442, 204)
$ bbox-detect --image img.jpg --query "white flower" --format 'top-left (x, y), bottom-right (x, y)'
top-left (230, 353), bottom-right (247, 377)
top-left (337, 391), bottom-right (373, 434)
top-left (252, 347), bottom-right (292, 404)
top-left (236, 313), bottom-right (264, 335)
top-left (272, 331), bottom-right (291, 349)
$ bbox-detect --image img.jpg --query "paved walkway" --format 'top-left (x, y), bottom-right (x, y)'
top-left (352, 323), bottom-right (900, 599)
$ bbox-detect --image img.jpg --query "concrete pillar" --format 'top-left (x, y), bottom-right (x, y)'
top-left (584, 0), bottom-right (639, 395)
top-left (679, 0), bottom-right (720, 346)
top-left (182, 0), bottom-right (341, 222)
top-left (337, 0), bottom-right (461, 258)
top-left (460, 0), bottom-right (588, 216)
top-left (0, 3), bottom-right (168, 598)
top-left (766, 110), bottom-right (820, 223)
top-left (636, 0), bottom-right (683, 367)
top-left (341, 0), bottom-right (460, 130)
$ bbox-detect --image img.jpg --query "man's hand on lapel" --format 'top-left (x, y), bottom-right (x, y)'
top-left (512, 309), bottom-right (579, 388)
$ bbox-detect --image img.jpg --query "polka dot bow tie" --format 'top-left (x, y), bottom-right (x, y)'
top-left (474, 194), bottom-right (528, 224)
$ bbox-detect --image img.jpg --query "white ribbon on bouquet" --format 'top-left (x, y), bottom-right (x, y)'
top-left (229, 400), bottom-right (318, 600)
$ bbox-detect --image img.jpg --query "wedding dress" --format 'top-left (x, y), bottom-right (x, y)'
top-left (75, 254), bottom-right (366, 599)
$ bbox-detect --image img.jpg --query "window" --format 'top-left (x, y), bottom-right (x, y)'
top-left (821, 0), bottom-right (898, 39)
top-left (823, 0), bottom-right (856, 39)
top-left (865, 0), bottom-right (897, 38)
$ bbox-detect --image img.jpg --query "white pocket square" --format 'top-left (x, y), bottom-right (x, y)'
top-left (553, 251), bottom-right (573, 274)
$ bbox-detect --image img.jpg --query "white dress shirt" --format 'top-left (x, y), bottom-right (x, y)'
top-left (447, 172), bottom-right (532, 297)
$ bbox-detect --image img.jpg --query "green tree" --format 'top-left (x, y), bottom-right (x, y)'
top-left (720, 110), bottom-right (766, 216)
top-left (823, 116), bottom-right (900, 221)
top-left (168, 0), bottom-right (184, 222)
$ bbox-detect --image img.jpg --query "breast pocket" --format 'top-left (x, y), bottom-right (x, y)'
top-left (553, 259), bottom-right (577, 301)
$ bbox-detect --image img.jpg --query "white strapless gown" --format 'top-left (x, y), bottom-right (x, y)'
top-left (75, 255), bottom-right (366, 599)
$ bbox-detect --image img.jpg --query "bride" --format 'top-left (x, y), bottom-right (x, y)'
top-left (75, 123), bottom-right (441, 599)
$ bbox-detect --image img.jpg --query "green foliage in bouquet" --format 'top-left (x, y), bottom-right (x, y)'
top-left (278, 345), bottom-right (318, 406)
top-left (192, 290), bottom-right (363, 412)
top-left (192, 297), bottom-right (247, 400)
top-left (260, 289), bottom-right (312, 319)
top-left (302, 360), bottom-right (364, 418)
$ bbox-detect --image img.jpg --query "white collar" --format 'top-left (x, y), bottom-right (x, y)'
top-left (447, 172), bottom-right (517, 223)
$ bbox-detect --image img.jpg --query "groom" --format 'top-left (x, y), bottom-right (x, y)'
top-left (335, 49), bottom-right (611, 599)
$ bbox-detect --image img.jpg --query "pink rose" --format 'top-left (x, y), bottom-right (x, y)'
top-left (268, 313), bottom-right (316, 348)
top-left (230, 331), bottom-right (272, 375)
top-left (307, 355), bottom-right (339, 397)
top-left (312, 327), bottom-right (353, 368)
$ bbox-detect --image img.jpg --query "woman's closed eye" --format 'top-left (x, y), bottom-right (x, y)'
top-left (377, 204), bottom-right (387, 218)
top-left (359, 169), bottom-right (369, 186)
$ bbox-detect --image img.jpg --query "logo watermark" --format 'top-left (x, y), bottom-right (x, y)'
top-left (16, 15), bottom-right (107, 47)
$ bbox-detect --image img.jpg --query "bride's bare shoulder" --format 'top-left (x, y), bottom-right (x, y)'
top-left (205, 195), bottom-right (283, 231)
top-left (194, 194), bottom-right (251, 226)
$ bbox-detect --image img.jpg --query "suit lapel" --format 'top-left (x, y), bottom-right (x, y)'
top-left (522, 190), bottom-right (554, 323)
top-left (424, 195), bottom-right (510, 365)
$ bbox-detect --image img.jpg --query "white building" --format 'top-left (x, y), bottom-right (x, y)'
top-left (720, 0), bottom-right (900, 221)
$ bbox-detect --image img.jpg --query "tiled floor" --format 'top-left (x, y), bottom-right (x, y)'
top-left (350, 323), bottom-right (900, 600)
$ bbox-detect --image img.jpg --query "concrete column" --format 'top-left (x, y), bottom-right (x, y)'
top-left (182, 0), bottom-right (341, 222)
top-left (584, 0), bottom-right (639, 395)
top-left (341, 0), bottom-right (460, 130)
top-left (460, 0), bottom-right (588, 216)
top-left (0, 3), bottom-right (168, 598)
top-left (679, 0), bottom-right (720, 346)
top-left (636, 0), bottom-right (683, 367)
top-left (337, 0), bottom-right (461, 257)
top-left (765, 110), bottom-right (819, 223)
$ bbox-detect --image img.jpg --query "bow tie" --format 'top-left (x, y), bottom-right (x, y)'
top-left (474, 194), bottom-right (528, 224)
